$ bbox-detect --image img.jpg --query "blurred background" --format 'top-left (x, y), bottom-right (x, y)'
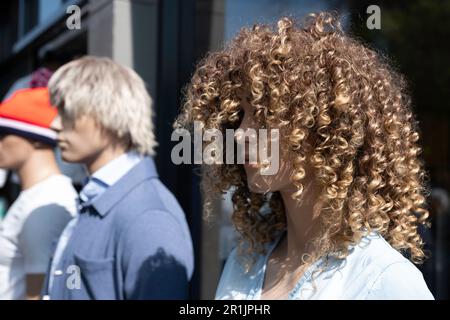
top-left (0, 0), bottom-right (449, 299)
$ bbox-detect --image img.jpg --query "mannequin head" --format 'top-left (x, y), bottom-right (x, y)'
top-left (176, 12), bottom-right (429, 264)
top-left (49, 56), bottom-right (157, 173)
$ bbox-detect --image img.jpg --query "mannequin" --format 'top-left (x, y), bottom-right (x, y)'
top-left (176, 12), bottom-right (433, 299)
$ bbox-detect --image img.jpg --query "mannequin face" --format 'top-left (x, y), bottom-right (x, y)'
top-left (51, 114), bottom-right (121, 168)
top-left (235, 97), bottom-right (301, 194)
top-left (0, 134), bottom-right (35, 170)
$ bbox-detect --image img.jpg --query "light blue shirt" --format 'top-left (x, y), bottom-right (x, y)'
top-left (215, 232), bottom-right (434, 300)
top-left (47, 152), bottom-right (143, 293)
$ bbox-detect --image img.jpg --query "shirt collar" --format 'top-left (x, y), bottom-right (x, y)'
top-left (79, 152), bottom-right (143, 205)
top-left (91, 157), bottom-right (158, 217)
top-left (91, 151), bottom-right (143, 187)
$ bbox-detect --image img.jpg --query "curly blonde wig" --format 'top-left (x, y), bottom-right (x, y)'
top-left (175, 12), bottom-right (430, 267)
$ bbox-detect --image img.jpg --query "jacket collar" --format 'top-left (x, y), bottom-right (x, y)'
top-left (90, 157), bottom-right (158, 217)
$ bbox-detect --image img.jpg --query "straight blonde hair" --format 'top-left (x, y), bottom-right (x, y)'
top-left (49, 56), bottom-right (157, 156)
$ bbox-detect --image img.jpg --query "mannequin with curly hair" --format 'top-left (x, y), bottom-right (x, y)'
top-left (175, 12), bottom-right (433, 299)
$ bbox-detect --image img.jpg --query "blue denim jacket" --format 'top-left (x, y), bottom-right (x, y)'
top-left (216, 232), bottom-right (434, 300)
top-left (42, 157), bottom-right (194, 300)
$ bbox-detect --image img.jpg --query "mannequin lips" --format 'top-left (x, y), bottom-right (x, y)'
top-left (245, 163), bottom-right (259, 170)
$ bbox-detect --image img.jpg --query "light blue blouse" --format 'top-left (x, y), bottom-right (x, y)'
top-left (215, 232), bottom-right (434, 300)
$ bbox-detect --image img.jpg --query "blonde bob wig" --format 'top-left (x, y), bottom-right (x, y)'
top-left (49, 56), bottom-right (157, 156)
